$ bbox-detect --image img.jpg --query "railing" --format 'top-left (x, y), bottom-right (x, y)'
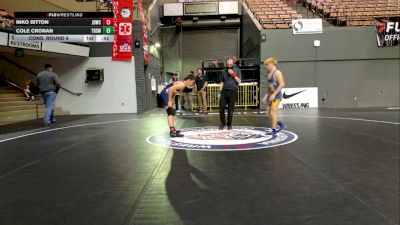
top-left (0, 55), bottom-right (82, 96)
top-left (36, 103), bottom-right (43, 119)
top-left (201, 57), bottom-right (258, 69)
top-left (186, 82), bottom-right (260, 111)
top-left (60, 87), bottom-right (82, 96)
top-left (201, 58), bottom-right (260, 84)
top-left (0, 79), bottom-right (27, 93)
top-left (0, 55), bottom-right (37, 76)
top-left (0, 78), bottom-right (44, 119)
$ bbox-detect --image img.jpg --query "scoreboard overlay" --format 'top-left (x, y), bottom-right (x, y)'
top-left (13, 12), bottom-right (115, 42)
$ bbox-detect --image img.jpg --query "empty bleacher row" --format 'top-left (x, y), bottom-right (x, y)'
top-left (0, 9), bottom-right (14, 31)
top-left (302, 0), bottom-right (400, 26)
top-left (246, 0), bottom-right (302, 29)
top-left (246, 0), bottom-right (399, 28)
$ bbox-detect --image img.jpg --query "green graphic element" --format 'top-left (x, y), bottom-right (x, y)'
top-left (102, 26), bottom-right (114, 34)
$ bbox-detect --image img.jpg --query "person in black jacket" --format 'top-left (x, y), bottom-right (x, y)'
top-left (219, 57), bottom-right (242, 130)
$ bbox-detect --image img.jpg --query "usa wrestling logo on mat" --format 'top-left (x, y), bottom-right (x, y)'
top-left (146, 126), bottom-right (298, 151)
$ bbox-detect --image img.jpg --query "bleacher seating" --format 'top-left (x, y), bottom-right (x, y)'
top-left (0, 9), bottom-right (14, 31)
top-left (302, 0), bottom-right (400, 26)
top-left (245, 0), bottom-right (303, 29)
top-left (245, 0), bottom-right (399, 29)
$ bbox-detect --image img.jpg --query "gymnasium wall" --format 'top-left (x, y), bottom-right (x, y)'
top-left (55, 57), bottom-right (137, 114)
top-left (161, 28), bottom-right (239, 76)
top-left (0, 52), bottom-right (138, 114)
top-left (0, 55), bottom-right (33, 88)
top-left (134, 20), bottom-right (162, 112)
top-left (161, 25), bottom-right (181, 74)
top-left (260, 26), bottom-right (400, 108)
top-left (241, 4), bottom-right (261, 64)
top-left (90, 17), bottom-right (163, 114)
top-left (182, 29), bottom-right (239, 74)
top-left (149, 0), bottom-right (162, 46)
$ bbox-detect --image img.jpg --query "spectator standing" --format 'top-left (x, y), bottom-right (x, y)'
top-left (195, 68), bottom-right (208, 113)
top-left (183, 71), bottom-right (194, 112)
top-left (168, 72), bottom-right (178, 84)
top-left (34, 64), bottom-right (61, 126)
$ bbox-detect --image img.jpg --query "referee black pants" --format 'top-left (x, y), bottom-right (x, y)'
top-left (219, 89), bottom-right (237, 126)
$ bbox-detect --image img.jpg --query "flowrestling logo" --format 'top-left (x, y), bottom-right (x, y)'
top-left (146, 126), bottom-right (298, 151)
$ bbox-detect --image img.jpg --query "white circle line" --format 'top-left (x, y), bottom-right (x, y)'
top-left (1, 113), bottom-right (397, 144)
top-left (179, 113), bottom-right (399, 125)
top-left (0, 119), bottom-right (141, 144)
top-left (146, 129), bottom-right (299, 151)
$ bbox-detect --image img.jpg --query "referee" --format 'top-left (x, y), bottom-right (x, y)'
top-left (219, 57), bottom-right (242, 130)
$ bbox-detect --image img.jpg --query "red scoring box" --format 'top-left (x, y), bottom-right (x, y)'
top-left (102, 18), bottom-right (114, 26)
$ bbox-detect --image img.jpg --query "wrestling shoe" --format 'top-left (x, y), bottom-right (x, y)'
top-left (267, 128), bottom-right (278, 137)
top-left (277, 121), bottom-right (286, 131)
top-left (170, 130), bottom-right (184, 137)
top-left (175, 129), bottom-right (182, 134)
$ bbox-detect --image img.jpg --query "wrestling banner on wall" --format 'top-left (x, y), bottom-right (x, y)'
top-left (292, 19), bottom-right (323, 34)
top-left (138, 0), bottom-right (150, 63)
top-left (112, 0), bottom-right (133, 61)
top-left (278, 87), bottom-right (318, 109)
top-left (374, 17), bottom-right (400, 47)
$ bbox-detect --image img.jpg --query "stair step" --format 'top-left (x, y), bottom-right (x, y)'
top-left (0, 93), bottom-right (28, 98)
top-left (0, 105), bottom-right (44, 112)
top-left (0, 84), bottom-right (69, 125)
top-left (0, 107), bottom-right (63, 116)
top-left (0, 100), bottom-right (43, 107)
top-left (0, 109), bottom-right (69, 124)
top-left (0, 86), bottom-right (17, 90)
top-left (0, 89), bottom-right (21, 94)
top-left (0, 97), bottom-right (42, 102)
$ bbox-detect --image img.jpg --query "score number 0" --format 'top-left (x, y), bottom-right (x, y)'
top-left (102, 18), bottom-right (114, 35)
top-left (102, 18), bottom-right (113, 26)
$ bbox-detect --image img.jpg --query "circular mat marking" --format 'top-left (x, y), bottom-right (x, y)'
top-left (146, 126), bottom-right (298, 151)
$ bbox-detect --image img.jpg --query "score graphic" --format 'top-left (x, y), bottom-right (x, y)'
top-left (13, 12), bottom-right (115, 42)
top-left (103, 17), bottom-right (113, 26)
